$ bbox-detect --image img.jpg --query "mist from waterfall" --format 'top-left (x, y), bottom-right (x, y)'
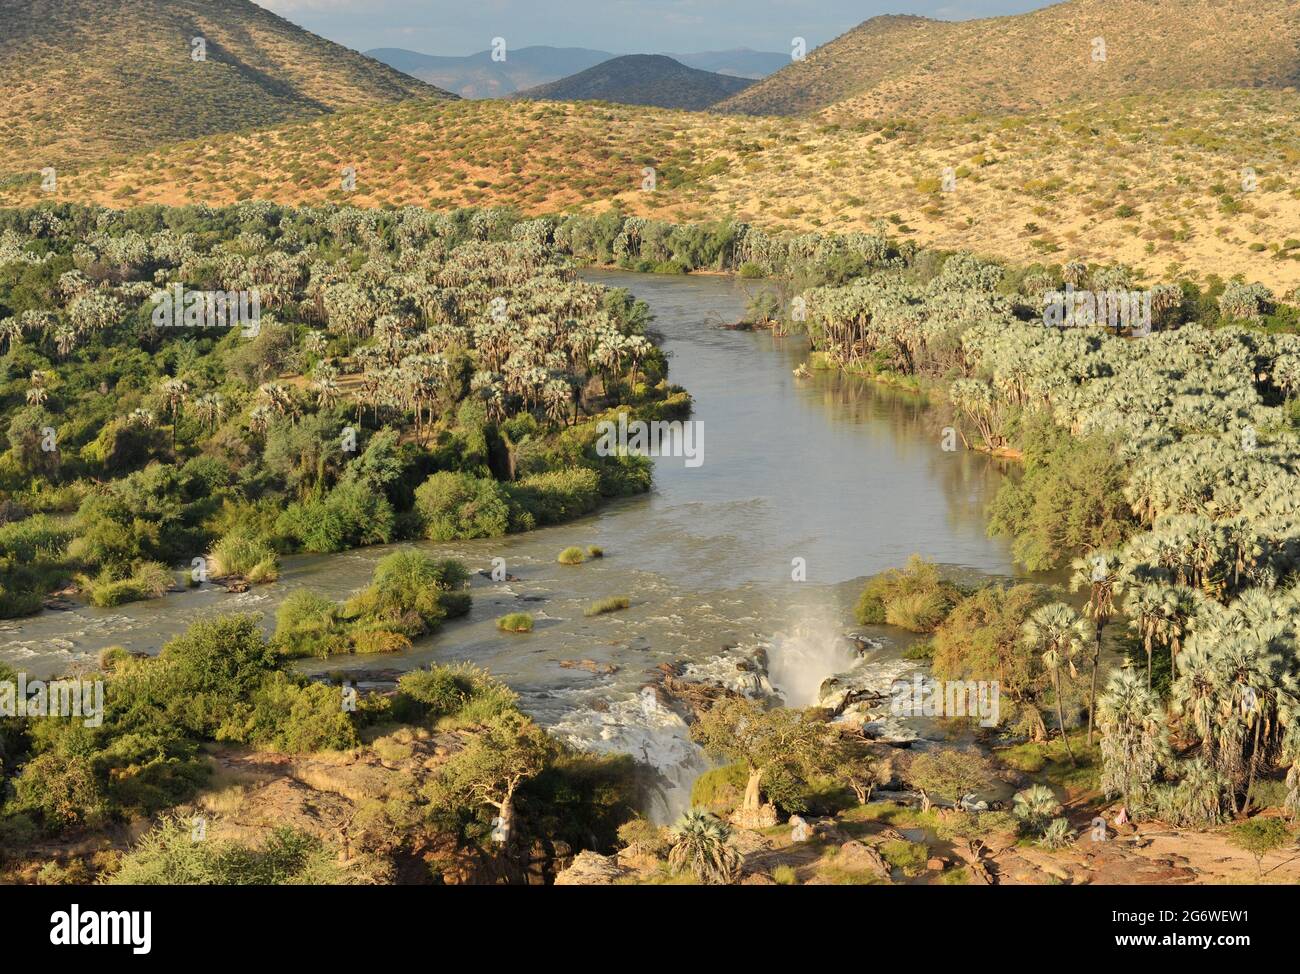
top-left (766, 614), bottom-right (860, 708)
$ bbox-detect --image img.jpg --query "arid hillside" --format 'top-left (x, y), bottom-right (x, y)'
top-left (7, 89), bottom-right (1298, 292)
top-left (0, 0), bottom-right (448, 171)
top-left (718, 0), bottom-right (1300, 119)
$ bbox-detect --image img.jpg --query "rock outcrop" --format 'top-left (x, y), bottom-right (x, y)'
top-left (553, 850), bottom-right (627, 885)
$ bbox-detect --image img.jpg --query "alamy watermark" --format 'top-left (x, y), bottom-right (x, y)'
top-left (0, 673), bottom-right (103, 728)
top-left (1043, 284), bottom-right (1151, 335)
top-left (151, 285), bottom-right (261, 336)
top-left (595, 415), bottom-right (704, 468)
top-left (890, 674), bottom-right (1000, 727)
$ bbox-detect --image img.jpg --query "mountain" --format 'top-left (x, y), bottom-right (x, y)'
top-left (0, 0), bottom-right (448, 171)
top-left (365, 45), bottom-right (614, 98)
top-left (718, 0), bottom-right (1300, 118)
top-left (365, 46), bottom-right (789, 97)
top-left (513, 54), bottom-right (754, 109)
top-left (668, 49), bottom-right (790, 79)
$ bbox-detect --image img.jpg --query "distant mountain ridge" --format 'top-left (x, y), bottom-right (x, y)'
top-left (366, 45), bottom-right (786, 98)
top-left (365, 46), bottom-right (614, 98)
top-left (512, 54), bottom-right (754, 110)
top-left (0, 0), bottom-right (447, 170)
top-left (717, 0), bottom-right (1300, 118)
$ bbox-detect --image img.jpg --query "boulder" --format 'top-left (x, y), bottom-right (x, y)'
top-left (553, 850), bottom-right (626, 886)
top-left (729, 803), bottom-right (779, 830)
top-left (835, 840), bottom-right (891, 880)
top-left (789, 815), bottom-right (810, 843)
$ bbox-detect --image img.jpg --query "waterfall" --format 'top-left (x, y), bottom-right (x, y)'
top-left (551, 686), bottom-right (710, 824)
top-left (766, 617), bottom-right (860, 707)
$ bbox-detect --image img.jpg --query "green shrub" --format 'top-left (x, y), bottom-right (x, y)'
top-left (880, 838), bottom-right (928, 876)
top-left (208, 534), bottom-right (279, 582)
top-left (343, 550), bottom-right (470, 637)
top-left (557, 546), bottom-right (585, 565)
top-left (415, 471), bottom-right (511, 541)
top-left (853, 555), bottom-right (961, 632)
top-left (277, 482), bottom-right (395, 554)
top-left (505, 467), bottom-right (601, 526)
top-left (585, 596), bottom-right (629, 616)
top-left (0, 515), bottom-right (73, 561)
top-left (690, 762), bottom-right (749, 815)
top-left (496, 612), bottom-right (534, 633)
top-left (85, 562), bottom-right (174, 607)
top-left (987, 417), bottom-right (1135, 571)
top-left (396, 662), bottom-right (519, 724)
top-left (271, 589), bottom-right (347, 659)
top-left (157, 615), bottom-right (278, 737)
top-left (108, 815), bottom-right (351, 885)
top-left (1227, 818), bottom-right (1294, 878)
top-left (617, 817), bottom-right (670, 858)
top-left (225, 673), bottom-right (359, 753)
top-left (12, 751), bottom-right (109, 830)
top-left (771, 864), bottom-right (798, 884)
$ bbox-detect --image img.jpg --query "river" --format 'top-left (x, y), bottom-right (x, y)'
top-left (0, 270), bottom-right (1017, 817)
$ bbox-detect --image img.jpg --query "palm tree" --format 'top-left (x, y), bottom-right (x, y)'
top-left (193, 393), bottom-right (226, 433)
top-left (247, 404), bottom-right (273, 435)
top-left (159, 377), bottom-right (189, 451)
top-left (1097, 669), bottom-right (1168, 806)
top-left (1152, 584), bottom-right (1203, 682)
top-left (1022, 602), bottom-right (1088, 765)
top-left (25, 370), bottom-right (48, 407)
top-left (1012, 784), bottom-right (1061, 835)
top-left (257, 383), bottom-right (296, 420)
top-left (53, 323), bottom-right (78, 359)
top-left (0, 316), bottom-right (23, 353)
top-left (312, 363), bottom-right (342, 410)
top-left (667, 810), bottom-right (740, 885)
top-left (1071, 550), bottom-right (1123, 745)
top-left (1125, 583), bottom-right (1165, 689)
top-left (542, 376), bottom-right (573, 426)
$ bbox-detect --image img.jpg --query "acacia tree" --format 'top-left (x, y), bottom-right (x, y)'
top-left (908, 748), bottom-right (996, 813)
top-left (425, 711), bottom-right (556, 850)
top-left (689, 697), bottom-right (828, 814)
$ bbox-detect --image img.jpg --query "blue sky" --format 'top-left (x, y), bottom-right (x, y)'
top-left (252, 0), bottom-right (1060, 55)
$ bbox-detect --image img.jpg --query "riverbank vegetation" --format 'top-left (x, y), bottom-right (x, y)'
top-left (0, 612), bottom-right (642, 884)
top-left (0, 202), bottom-right (691, 617)
top-left (811, 231), bottom-right (1300, 829)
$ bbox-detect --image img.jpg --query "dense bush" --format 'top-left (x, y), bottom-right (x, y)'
top-left (854, 555), bottom-right (964, 632)
top-left (414, 471), bottom-right (511, 541)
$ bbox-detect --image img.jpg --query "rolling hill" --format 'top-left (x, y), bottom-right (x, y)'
top-left (513, 54), bottom-right (753, 109)
top-left (718, 0), bottom-right (1300, 118)
top-left (0, 0), bottom-right (449, 171)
